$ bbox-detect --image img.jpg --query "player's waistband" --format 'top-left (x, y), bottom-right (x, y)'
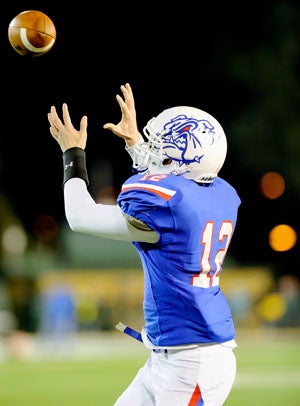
top-left (152, 339), bottom-right (237, 354)
top-left (153, 348), bottom-right (174, 354)
top-left (115, 322), bottom-right (237, 352)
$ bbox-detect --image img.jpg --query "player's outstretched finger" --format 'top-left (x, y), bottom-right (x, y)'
top-left (49, 106), bottom-right (63, 129)
top-left (62, 103), bottom-right (72, 126)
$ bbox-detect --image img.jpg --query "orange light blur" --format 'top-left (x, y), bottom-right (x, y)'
top-left (269, 224), bottom-right (297, 252)
top-left (259, 171), bottom-right (285, 199)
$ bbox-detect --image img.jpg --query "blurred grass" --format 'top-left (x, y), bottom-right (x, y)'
top-left (0, 358), bottom-right (143, 405)
top-left (0, 328), bottom-right (299, 405)
top-left (225, 327), bottom-right (300, 405)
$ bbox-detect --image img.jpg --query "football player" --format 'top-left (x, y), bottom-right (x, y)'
top-left (48, 83), bottom-right (241, 406)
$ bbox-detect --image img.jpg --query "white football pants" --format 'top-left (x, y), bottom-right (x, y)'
top-left (114, 341), bottom-right (237, 406)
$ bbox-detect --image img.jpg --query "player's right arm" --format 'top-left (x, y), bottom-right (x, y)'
top-left (103, 82), bottom-right (149, 173)
top-left (103, 83), bottom-right (142, 147)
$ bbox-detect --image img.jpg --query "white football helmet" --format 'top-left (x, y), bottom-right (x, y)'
top-left (129, 106), bottom-right (227, 183)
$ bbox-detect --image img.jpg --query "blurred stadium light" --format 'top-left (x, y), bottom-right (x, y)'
top-left (269, 224), bottom-right (297, 252)
top-left (259, 171), bottom-right (285, 199)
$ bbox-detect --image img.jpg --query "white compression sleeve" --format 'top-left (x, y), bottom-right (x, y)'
top-left (64, 178), bottom-right (159, 243)
top-left (125, 138), bottom-right (149, 173)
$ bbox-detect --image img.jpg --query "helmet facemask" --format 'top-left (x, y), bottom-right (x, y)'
top-left (141, 118), bottom-right (186, 177)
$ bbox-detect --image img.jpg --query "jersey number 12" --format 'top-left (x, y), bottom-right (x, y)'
top-left (191, 220), bottom-right (234, 288)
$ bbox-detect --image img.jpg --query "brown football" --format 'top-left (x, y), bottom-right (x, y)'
top-left (8, 10), bottom-right (56, 57)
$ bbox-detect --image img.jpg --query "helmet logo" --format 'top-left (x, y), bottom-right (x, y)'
top-left (161, 115), bottom-right (215, 165)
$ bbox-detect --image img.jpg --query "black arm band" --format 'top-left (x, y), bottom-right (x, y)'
top-left (62, 147), bottom-right (89, 187)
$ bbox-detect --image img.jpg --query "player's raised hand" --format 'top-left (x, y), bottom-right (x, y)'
top-left (103, 83), bottom-right (143, 147)
top-left (48, 103), bottom-right (88, 152)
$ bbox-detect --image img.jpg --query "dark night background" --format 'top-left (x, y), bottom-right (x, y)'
top-left (1, 1), bottom-right (300, 280)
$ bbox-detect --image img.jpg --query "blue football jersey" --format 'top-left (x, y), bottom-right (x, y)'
top-left (117, 173), bottom-right (241, 346)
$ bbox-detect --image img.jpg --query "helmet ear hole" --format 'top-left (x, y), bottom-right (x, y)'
top-left (162, 158), bottom-right (172, 166)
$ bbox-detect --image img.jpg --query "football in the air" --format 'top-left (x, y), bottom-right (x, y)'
top-left (8, 10), bottom-right (56, 57)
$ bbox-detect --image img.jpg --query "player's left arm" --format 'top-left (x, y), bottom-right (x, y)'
top-left (48, 100), bottom-right (159, 243)
top-left (64, 178), bottom-right (159, 243)
top-left (48, 103), bottom-right (87, 152)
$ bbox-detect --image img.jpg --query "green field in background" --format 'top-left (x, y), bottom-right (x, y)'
top-left (0, 328), bottom-right (299, 405)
